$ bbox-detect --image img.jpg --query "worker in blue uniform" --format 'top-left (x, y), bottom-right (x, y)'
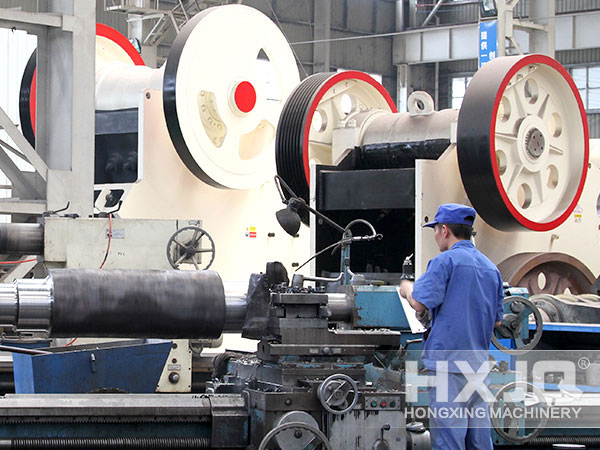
top-left (400, 203), bottom-right (504, 450)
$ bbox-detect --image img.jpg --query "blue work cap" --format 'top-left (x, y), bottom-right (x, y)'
top-left (423, 203), bottom-right (476, 228)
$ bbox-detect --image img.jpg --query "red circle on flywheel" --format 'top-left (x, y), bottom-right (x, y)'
top-left (234, 81), bottom-right (257, 113)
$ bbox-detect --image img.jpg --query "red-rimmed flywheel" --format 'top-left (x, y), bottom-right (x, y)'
top-left (457, 54), bottom-right (589, 232)
top-left (275, 71), bottom-right (396, 222)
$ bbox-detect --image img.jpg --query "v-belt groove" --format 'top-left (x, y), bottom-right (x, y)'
top-left (276, 73), bottom-right (333, 206)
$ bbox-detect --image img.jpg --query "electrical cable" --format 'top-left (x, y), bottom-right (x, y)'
top-left (64, 338), bottom-right (77, 347)
top-left (99, 214), bottom-right (113, 269)
top-left (295, 219), bottom-right (381, 272)
top-left (0, 258), bottom-right (37, 265)
top-left (294, 237), bottom-right (348, 272)
top-left (343, 219), bottom-right (379, 241)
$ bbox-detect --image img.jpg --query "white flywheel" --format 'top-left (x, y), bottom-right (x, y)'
top-left (163, 5), bottom-right (300, 189)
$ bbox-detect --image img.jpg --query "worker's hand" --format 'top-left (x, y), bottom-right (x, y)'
top-left (399, 279), bottom-right (414, 298)
top-left (416, 309), bottom-right (432, 328)
top-left (399, 279), bottom-right (426, 313)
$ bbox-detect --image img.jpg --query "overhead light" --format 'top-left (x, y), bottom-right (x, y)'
top-left (273, 175), bottom-right (380, 285)
top-left (480, 0), bottom-right (497, 18)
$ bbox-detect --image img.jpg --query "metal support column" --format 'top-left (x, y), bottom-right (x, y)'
top-left (408, 0), bottom-right (417, 29)
top-left (528, 0), bottom-right (555, 57)
top-left (496, 0), bottom-right (555, 58)
top-left (0, 1), bottom-right (96, 218)
top-left (496, 0), bottom-right (514, 56)
top-left (313, 0), bottom-right (331, 73)
top-left (39, 0), bottom-right (95, 216)
top-left (127, 0), bottom-right (158, 67)
top-left (395, 1), bottom-right (408, 112)
top-left (397, 64), bottom-right (408, 113)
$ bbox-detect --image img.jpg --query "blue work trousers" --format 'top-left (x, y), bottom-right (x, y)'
top-left (428, 371), bottom-right (493, 450)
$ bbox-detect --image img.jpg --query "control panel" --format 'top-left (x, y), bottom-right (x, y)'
top-left (363, 392), bottom-right (404, 411)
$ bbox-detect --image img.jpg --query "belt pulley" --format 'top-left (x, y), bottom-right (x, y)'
top-left (457, 54), bottom-right (589, 231)
top-left (275, 71), bottom-right (396, 222)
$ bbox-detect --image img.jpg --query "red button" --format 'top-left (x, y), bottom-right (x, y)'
top-left (380, 401), bottom-right (387, 408)
top-left (234, 81), bottom-right (257, 113)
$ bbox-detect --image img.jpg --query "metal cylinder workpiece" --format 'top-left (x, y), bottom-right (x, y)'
top-left (0, 271), bottom-right (356, 338)
top-left (327, 293), bottom-right (353, 322)
top-left (50, 269), bottom-right (226, 339)
top-left (223, 292), bottom-right (248, 332)
top-left (16, 278), bottom-right (52, 330)
top-left (0, 283), bottom-right (17, 328)
top-left (0, 223), bottom-right (44, 255)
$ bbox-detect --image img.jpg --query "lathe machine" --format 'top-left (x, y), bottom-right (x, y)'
top-left (0, 262), bottom-right (424, 450)
top-left (0, 3), bottom-right (598, 449)
top-left (0, 260), bottom-right (599, 449)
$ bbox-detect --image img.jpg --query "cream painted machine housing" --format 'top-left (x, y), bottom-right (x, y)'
top-left (19, 5), bottom-right (309, 282)
top-left (275, 57), bottom-right (598, 293)
top-left (107, 5), bottom-right (308, 281)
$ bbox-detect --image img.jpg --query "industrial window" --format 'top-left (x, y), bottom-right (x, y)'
top-left (450, 75), bottom-right (473, 110)
top-left (571, 66), bottom-right (600, 110)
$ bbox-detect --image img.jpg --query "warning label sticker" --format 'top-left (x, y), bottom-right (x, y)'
top-left (245, 226), bottom-right (257, 238)
top-left (574, 205), bottom-right (583, 223)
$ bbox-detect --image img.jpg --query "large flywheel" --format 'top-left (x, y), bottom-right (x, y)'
top-left (21, 6), bottom-right (299, 191)
top-left (276, 71), bottom-right (396, 213)
top-left (164, 5), bottom-right (299, 189)
top-left (457, 54), bottom-right (589, 231)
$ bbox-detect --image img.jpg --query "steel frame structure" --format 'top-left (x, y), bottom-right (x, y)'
top-left (0, 1), bottom-right (95, 219)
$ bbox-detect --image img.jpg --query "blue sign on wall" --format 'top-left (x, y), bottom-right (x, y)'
top-left (479, 20), bottom-right (498, 67)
